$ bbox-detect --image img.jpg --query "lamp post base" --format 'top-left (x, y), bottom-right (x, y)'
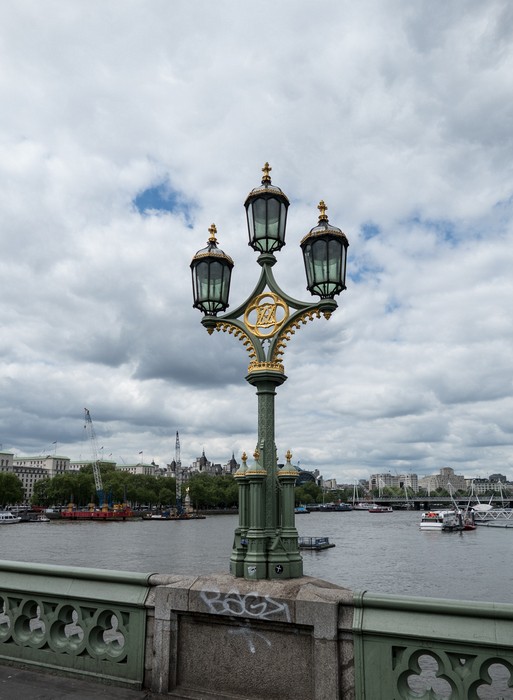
top-left (230, 534), bottom-right (304, 580)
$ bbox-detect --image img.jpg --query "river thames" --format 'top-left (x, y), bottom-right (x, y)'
top-left (1, 509), bottom-right (511, 604)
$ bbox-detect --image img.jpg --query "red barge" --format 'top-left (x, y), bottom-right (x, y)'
top-left (60, 504), bottom-right (137, 521)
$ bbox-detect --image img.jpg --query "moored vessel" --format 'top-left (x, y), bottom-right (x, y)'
top-left (142, 512), bottom-right (206, 520)
top-left (420, 510), bottom-right (461, 531)
top-left (0, 511), bottom-right (22, 525)
top-left (28, 513), bottom-right (51, 523)
top-left (368, 504), bottom-right (393, 513)
top-left (294, 505), bottom-right (310, 514)
top-left (61, 502), bottom-right (137, 521)
top-left (298, 536), bottom-right (335, 550)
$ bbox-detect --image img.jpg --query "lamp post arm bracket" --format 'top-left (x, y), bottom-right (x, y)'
top-left (270, 299), bottom-right (338, 364)
top-left (201, 317), bottom-right (266, 364)
top-left (262, 264), bottom-right (321, 313)
top-left (218, 265), bottom-right (269, 323)
top-left (215, 262), bottom-right (319, 325)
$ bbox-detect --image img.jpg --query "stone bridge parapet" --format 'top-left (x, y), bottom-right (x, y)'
top-left (2, 561), bottom-right (513, 698)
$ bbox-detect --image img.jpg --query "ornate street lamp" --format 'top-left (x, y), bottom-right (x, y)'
top-left (191, 164), bottom-right (349, 580)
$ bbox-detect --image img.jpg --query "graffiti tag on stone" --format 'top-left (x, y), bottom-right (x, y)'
top-left (199, 588), bottom-right (291, 622)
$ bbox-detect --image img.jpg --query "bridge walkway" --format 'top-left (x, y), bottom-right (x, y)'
top-left (0, 663), bottom-right (153, 700)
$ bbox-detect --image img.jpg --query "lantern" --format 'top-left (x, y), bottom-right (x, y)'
top-left (191, 224), bottom-right (234, 315)
top-left (300, 201), bottom-right (349, 299)
top-left (244, 162), bottom-right (289, 254)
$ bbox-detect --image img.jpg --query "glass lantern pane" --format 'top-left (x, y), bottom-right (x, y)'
top-left (313, 239), bottom-right (329, 283)
top-left (208, 261), bottom-right (223, 303)
top-left (220, 265), bottom-right (230, 303)
top-left (266, 198), bottom-right (280, 240)
top-left (253, 199), bottom-right (267, 240)
top-left (328, 239), bottom-right (341, 280)
top-left (340, 245), bottom-right (347, 286)
top-left (303, 245), bottom-right (314, 287)
top-left (246, 205), bottom-right (254, 243)
top-left (279, 202), bottom-right (287, 240)
top-left (196, 261), bottom-right (210, 300)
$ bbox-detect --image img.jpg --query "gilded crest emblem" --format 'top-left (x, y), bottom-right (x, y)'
top-left (244, 292), bottom-right (289, 338)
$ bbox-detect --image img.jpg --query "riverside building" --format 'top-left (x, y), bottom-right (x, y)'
top-left (369, 472), bottom-right (419, 493)
top-left (418, 466), bottom-right (467, 492)
top-left (1, 453), bottom-right (71, 502)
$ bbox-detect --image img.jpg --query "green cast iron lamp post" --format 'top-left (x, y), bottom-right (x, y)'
top-left (191, 163), bottom-right (349, 580)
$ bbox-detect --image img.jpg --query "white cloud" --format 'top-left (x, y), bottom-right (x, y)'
top-left (0, 0), bottom-right (512, 482)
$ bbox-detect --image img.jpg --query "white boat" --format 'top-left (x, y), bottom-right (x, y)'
top-left (420, 510), bottom-right (460, 531)
top-left (0, 511), bottom-right (22, 525)
top-left (29, 513), bottom-right (51, 523)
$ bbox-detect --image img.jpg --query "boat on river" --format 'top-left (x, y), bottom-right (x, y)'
top-left (368, 505), bottom-right (393, 513)
top-left (444, 485), bottom-right (477, 531)
top-left (305, 503), bottom-right (352, 512)
top-left (28, 513), bottom-right (51, 523)
top-left (142, 512), bottom-right (206, 520)
top-left (295, 505), bottom-right (309, 514)
top-left (420, 510), bottom-right (461, 531)
top-left (0, 511), bottom-right (22, 525)
top-left (61, 505), bottom-right (137, 521)
top-left (298, 536), bottom-right (335, 550)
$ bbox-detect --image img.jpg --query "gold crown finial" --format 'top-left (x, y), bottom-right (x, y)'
top-left (253, 448), bottom-right (260, 461)
top-left (318, 200), bottom-right (328, 222)
top-left (262, 162), bottom-right (272, 184)
top-left (285, 449), bottom-right (292, 462)
top-left (241, 451), bottom-right (248, 464)
top-left (208, 223), bottom-right (218, 243)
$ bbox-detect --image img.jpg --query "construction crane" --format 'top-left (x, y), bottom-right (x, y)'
top-left (84, 408), bottom-right (106, 509)
top-left (175, 431), bottom-right (183, 516)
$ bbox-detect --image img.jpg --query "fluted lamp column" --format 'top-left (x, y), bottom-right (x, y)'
top-left (231, 452), bottom-right (249, 577)
top-left (242, 449), bottom-right (267, 580)
top-left (275, 450), bottom-right (304, 577)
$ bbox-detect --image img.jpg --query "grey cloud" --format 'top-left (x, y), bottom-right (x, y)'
top-left (1, 1), bottom-right (513, 480)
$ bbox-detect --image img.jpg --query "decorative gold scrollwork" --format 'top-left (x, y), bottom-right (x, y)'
top-left (271, 308), bottom-right (326, 365)
top-left (248, 360), bottom-right (284, 373)
top-left (213, 321), bottom-right (258, 364)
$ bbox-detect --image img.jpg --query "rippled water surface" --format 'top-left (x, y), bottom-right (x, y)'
top-left (1, 510), bottom-right (511, 603)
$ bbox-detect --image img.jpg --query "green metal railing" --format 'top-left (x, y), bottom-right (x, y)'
top-left (353, 591), bottom-right (513, 699)
top-left (0, 560), bottom-right (152, 689)
top-left (3, 559), bottom-right (513, 698)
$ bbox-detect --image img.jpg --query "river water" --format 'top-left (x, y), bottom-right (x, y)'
top-left (1, 510), bottom-right (511, 604)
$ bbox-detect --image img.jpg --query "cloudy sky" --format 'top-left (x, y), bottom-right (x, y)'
top-left (1, 1), bottom-right (512, 484)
